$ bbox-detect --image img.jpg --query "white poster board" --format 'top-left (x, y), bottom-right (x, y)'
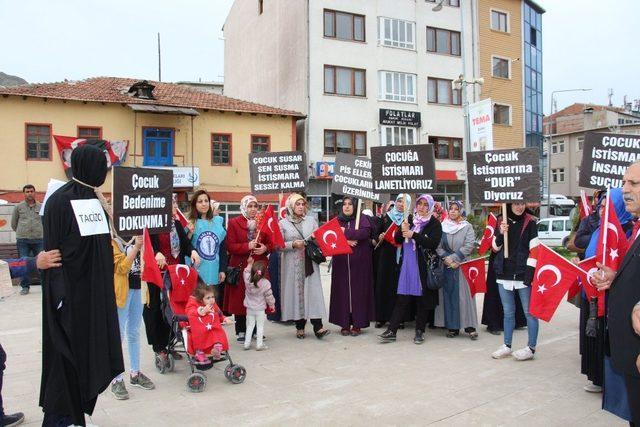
top-left (469, 98), bottom-right (494, 152)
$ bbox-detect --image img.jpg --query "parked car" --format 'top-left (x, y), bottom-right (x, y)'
top-left (537, 216), bottom-right (573, 247)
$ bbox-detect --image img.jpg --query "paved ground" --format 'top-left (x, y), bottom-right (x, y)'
top-left (0, 266), bottom-right (625, 426)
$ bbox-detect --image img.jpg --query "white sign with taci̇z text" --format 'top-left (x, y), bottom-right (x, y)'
top-left (70, 199), bottom-right (110, 236)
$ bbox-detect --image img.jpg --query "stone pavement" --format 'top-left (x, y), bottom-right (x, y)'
top-left (0, 267), bottom-right (625, 426)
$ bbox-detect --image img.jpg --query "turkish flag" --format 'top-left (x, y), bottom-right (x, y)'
top-left (313, 218), bottom-right (352, 256)
top-left (578, 190), bottom-right (591, 220)
top-left (595, 190), bottom-right (629, 271)
top-left (258, 205), bottom-right (285, 248)
top-left (383, 222), bottom-right (401, 247)
top-left (167, 264), bottom-right (198, 302)
top-left (529, 244), bottom-right (585, 322)
top-left (279, 194), bottom-right (289, 219)
top-left (141, 228), bottom-right (164, 288)
top-left (460, 257), bottom-right (487, 296)
top-left (257, 205), bottom-right (273, 234)
top-left (175, 207), bottom-right (188, 228)
top-left (478, 213), bottom-right (497, 255)
top-left (576, 256), bottom-right (607, 316)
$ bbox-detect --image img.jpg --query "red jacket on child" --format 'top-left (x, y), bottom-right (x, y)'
top-left (185, 296), bottom-right (229, 353)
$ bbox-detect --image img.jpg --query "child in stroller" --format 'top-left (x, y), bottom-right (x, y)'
top-left (186, 284), bottom-right (233, 362)
top-left (159, 264), bottom-right (246, 392)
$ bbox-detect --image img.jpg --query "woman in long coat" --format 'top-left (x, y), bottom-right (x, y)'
top-left (379, 194), bottom-right (442, 344)
top-left (224, 195), bottom-right (272, 341)
top-left (374, 195), bottom-right (410, 328)
top-left (434, 201), bottom-right (478, 339)
top-left (279, 194), bottom-right (330, 339)
top-left (329, 197), bottom-right (375, 336)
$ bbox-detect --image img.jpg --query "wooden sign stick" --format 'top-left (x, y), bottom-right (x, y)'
top-left (355, 199), bottom-right (362, 230)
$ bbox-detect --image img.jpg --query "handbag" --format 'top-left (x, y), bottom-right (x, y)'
top-left (425, 249), bottom-right (444, 290)
top-left (225, 266), bottom-right (241, 286)
top-left (305, 237), bottom-right (326, 264)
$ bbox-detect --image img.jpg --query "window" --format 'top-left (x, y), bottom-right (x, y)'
top-left (379, 71), bottom-right (416, 103)
top-left (493, 103), bottom-right (511, 125)
top-left (565, 220), bottom-right (573, 231)
top-left (551, 140), bottom-right (565, 154)
top-left (491, 10), bottom-right (508, 32)
top-left (492, 57), bottom-right (510, 78)
top-left (577, 137), bottom-right (584, 151)
top-left (381, 126), bottom-right (417, 146)
top-left (324, 65), bottom-right (366, 97)
top-left (324, 130), bottom-right (366, 155)
top-left (251, 135), bottom-right (270, 153)
top-left (551, 220), bottom-right (564, 232)
top-left (323, 9), bottom-right (365, 42)
top-left (25, 123), bottom-right (51, 160)
top-left (426, 27), bottom-right (461, 56)
top-left (427, 78), bottom-right (461, 105)
top-left (378, 17), bottom-right (415, 50)
top-left (538, 221), bottom-right (549, 232)
top-left (211, 133), bottom-right (231, 165)
top-left (77, 126), bottom-right (102, 140)
top-left (552, 168), bottom-right (565, 183)
top-left (429, 137), bottom-right (462, 160)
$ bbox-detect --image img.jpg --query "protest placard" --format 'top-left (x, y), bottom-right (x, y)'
top-left (331, 153), bottom-right (389, 203)
top-left (371, 145), bottom-right (436, 192)
top-left (579, 131), bottom-right (640, 189)
top-left (466, 148), bottom-right (540, 204)
top-left (112, 166), bottom-right (173, 236)
top-left (249, 151), bottom-right (308, 194)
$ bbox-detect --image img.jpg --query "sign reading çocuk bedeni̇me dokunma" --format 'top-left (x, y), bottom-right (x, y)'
top-left (249, 151), bottom-right (308, 194)
top-left (579, 131), bottom-right (640, 189)
top-left (112, 166), bottom-right (173, 236)
top-left (466, 148), bottom-right (540, 204)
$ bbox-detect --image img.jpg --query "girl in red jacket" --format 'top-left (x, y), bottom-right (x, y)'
top-left (186, 283), bottom-right (233, 363)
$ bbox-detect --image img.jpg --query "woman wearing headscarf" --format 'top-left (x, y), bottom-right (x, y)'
top-left (583, 189), bottom-right (635, 422)
top-left (374, 195), bottom-right (410, 328)
top-left (40, 144), bottom-right (124, 426)
top-left (490, 202), bottom-right (539, 361)
top-left (379, 194), bottom-right (442, 344)
top-left (435, 201), bottom-right (479, 339)
top-left (329, 196), bottom-right (375, 336)
top-left (147, 197), bottom-right (200, 362)
top-left (279, 193), bottom-right (330, 339)
top-left (186, 190), bottom-right (228, 297)
top-left (224, 194), bottom-right (273, 341)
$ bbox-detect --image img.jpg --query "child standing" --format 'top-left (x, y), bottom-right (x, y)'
top-left (243, 257), bottom-right (276, 351)
top-left (186, 284), bottom-right (233, 363)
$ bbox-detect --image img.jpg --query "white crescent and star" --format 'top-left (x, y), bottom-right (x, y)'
top-left (323, 230), bottom-right (338, 249)
top-left (486, 225), bottom-right (495, 238)
top-left (586, 267), bottom-right (599, 287)
top-left (606, 222), bottom-right (619, 240)
top-left (468, 267), bottom-right (479, 282)
top-left (267, 217), bottom-right (274, 232)
top-left (536, 264), bottom-right (562, 287)
top-left (175, 264), bottom-right (190, 285)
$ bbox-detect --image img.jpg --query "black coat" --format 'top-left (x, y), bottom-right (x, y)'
top-left (40, 145), bottom-right (123, 426)
top-left (374, 215), bottom-right (402, 323)
top-left (608, 233), bottom-right (640, 377)
top-left (493, 213), bottom-right (537, 285)
top-left (394, 214), bottom-right (443, 309)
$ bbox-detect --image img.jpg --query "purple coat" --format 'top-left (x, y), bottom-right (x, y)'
top-left (329, 215), bottom-right (375, 329)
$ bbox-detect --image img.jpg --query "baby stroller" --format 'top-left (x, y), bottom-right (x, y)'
top-left (157, 264), bottom-right (246, 392)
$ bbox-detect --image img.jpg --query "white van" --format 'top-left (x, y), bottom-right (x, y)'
top-left (537, 216), bottom-right (573, 247)
top-left (539, 195), bottom-right (576, 218)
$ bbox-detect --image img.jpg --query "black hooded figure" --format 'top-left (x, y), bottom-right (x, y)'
top-left (40, 144), bottom-right (124, 426)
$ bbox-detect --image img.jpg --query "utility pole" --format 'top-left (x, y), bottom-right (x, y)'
top-left (158, 33), bottom-right (162, 82)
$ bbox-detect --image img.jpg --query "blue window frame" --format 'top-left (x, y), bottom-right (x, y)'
top-left (143, 128), bottom-right (174, 166)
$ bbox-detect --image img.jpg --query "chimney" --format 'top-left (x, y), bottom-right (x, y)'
top-left (128, 80), bottom-right (156, 100)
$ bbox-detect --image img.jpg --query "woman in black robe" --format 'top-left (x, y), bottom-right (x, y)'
top-left (40, 145), bottom-right (124, 426)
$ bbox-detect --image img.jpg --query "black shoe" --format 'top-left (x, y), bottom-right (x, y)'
top-left (374, 321), bottom-right (384, 328)
top-left (414, 330), bottom-right (425, 344)
top-left (2, 412), bottom-right (25, 426)
top-left (19, 288), bottom-right (29, 296)
top-left (488, 329), bottom-right (502, 336)
top-left (398, 322), bottom-right (405, 330)
top-left (378, 330), bottom-right (396, 342)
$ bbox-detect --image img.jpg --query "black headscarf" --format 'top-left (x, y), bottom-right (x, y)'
top-left (337, 196), bottom-right (359, 222)
top-left (40, 144), bottom-right (123, 425)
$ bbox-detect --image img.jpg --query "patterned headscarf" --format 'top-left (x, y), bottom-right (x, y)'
top-left (412, 194), bottom-right (435, 233)
top-left (441, 200), bottom-right (470, 234)
top-left (387, 193), bottom-right (411, 226)
top-left (240, 195), bottom-right (257, 219)
top-left (286, 193), bottom-right (307, 221)
top-left (448, 200), bottom-right (466, 219)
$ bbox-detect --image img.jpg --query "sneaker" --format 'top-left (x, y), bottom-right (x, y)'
top-left (236, 332), bottom-right (246, 342)
top-left (110, 380), bottom-right (129, 400)
top-left (378, 330), bottom-right (396, 343)
top-left (19, 288), bottom-right (29, 296)
top-left (512, 346), bottom-right (535, 361)
top-left (2, 412), bottom-right (25, 426)
top-left (256, 344), bottom-right (269, 351)
top-left (130, 372), bottom-right (155, 390)
top-left (583, 384), bottom-right (602, 393)
top-left (491, 344), bottom-right (512, 359)
top-left (243, 344), bottom-right (251, 350)
top-left (414, 330), bottom-right (425, 345)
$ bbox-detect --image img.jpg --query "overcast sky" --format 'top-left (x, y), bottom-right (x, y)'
top-left (1, 0), bottom-right (638, 115)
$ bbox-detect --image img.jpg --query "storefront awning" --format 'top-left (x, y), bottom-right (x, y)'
top-left (127, 104), bottom-right (199, 116)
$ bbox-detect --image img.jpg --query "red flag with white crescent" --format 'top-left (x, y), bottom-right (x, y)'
top-left (175, 207), bottom-right (188, 228)
top-left (141, 228), bottom-right (164, 288)
top-left (478, 213), bottom-right (497, 255)
top-left (460, 257), bottom-right (487, 296)
top-left (595, 189), bottom-right (629, 271)
top-left (579, 190), bottom-right (591, 220)
top-left (383, 222), bottom-right (401, 247)
top-left (530, 244), bottom-right (585, 322)
top-left (313, 218), bottom-right (352, 256)
top-left (279, 194), bottom-right (289, 219)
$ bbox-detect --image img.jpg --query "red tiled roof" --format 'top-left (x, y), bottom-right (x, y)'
top-left (544, 103), bottom-right (625, 122)
top-left (0, 77), bottom-right (304, 117)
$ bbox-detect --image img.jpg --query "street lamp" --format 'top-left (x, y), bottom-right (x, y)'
top-left (545, 88), bottom-right (591, 217)
top-left (432, 0), bottom-right (445, 12)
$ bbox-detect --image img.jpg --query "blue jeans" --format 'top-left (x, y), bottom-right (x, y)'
top-left (117, 289), bottom-right (142, 374)
top-left (497, 285), bottom-right (539, 349)
top-left (16, 238), bottom-right (42, 289)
